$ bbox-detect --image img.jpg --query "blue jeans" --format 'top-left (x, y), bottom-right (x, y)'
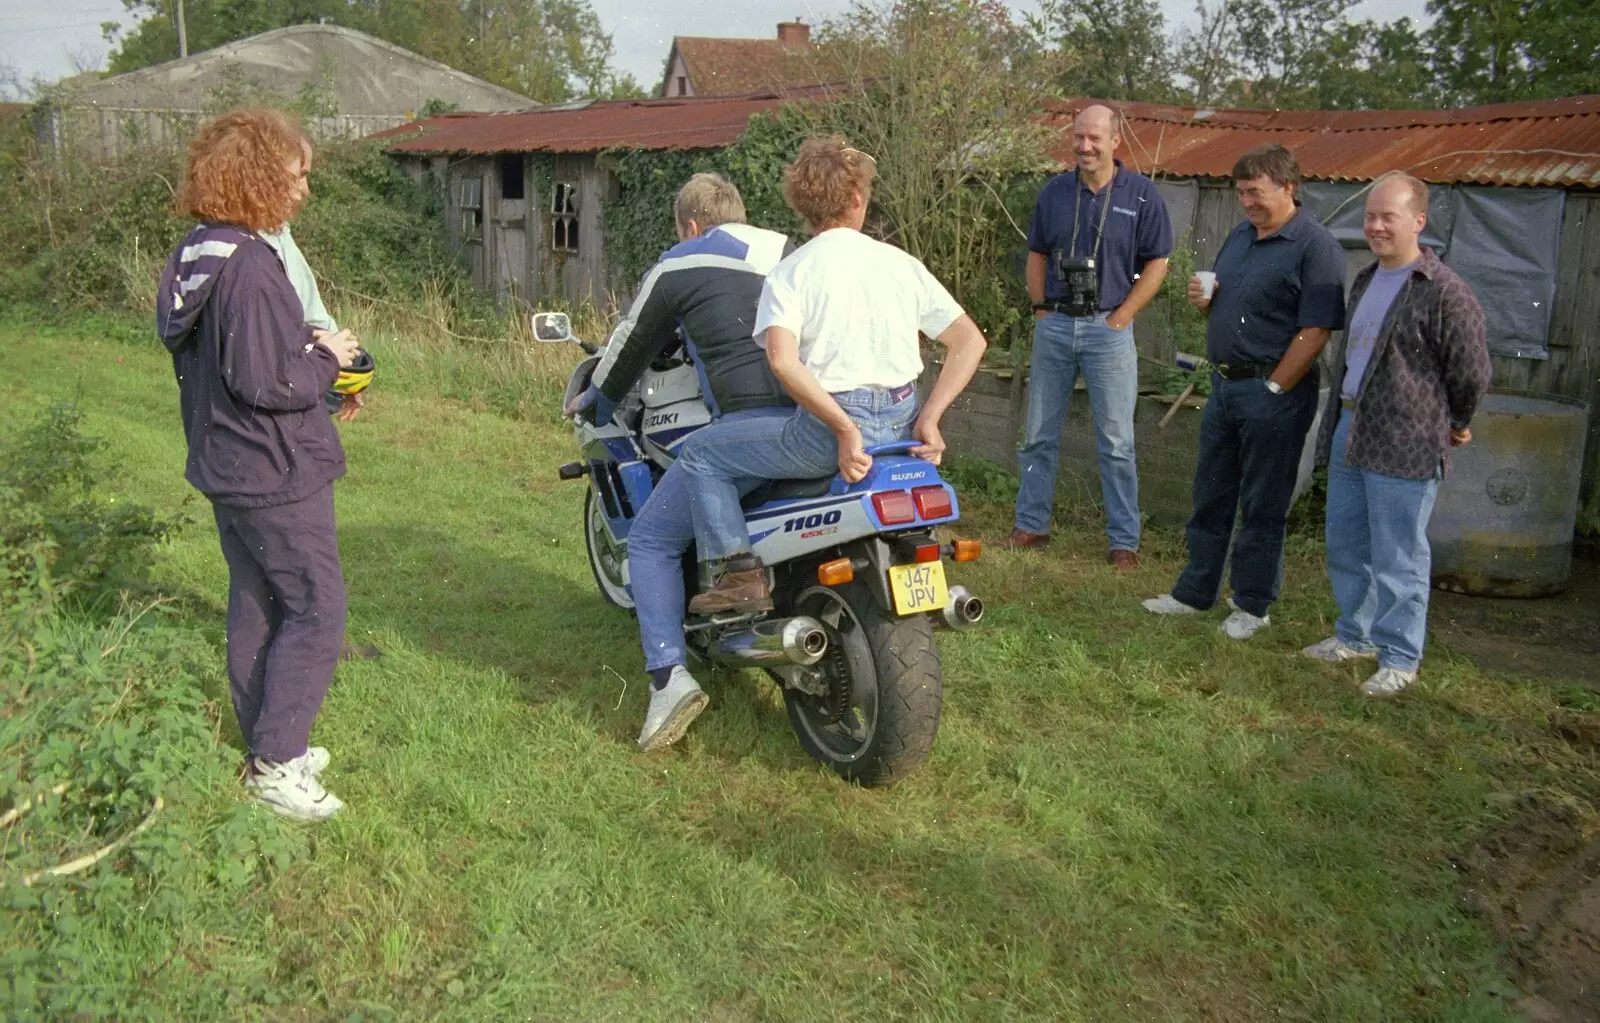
top-left (1325, 409), bottom-right (1440, 671)
top-left (675, 388), bottom-right (919, 562)
top-left (1171, 371), bottom-right (1319, 618)
top-left (627, 408), bottom-right (787, 671)
top-left (1014, 312), bottom-right (1140, 551)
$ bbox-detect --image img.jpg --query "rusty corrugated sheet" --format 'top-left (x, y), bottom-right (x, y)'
top-left (1045, 96), bottom-right (1600, 188)
top-left (376, 93), bottom-right (794, 155)
top-left (381, 90), bottom-right (1600, 188)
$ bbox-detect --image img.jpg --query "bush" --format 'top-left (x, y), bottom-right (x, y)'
top-left (0, 402), bottom-right (180, 618)
top-left (0, 403), bottom-right (304, 1019)
top-left (943, 453), bottom-right (1021, 506)
top-left (0, 119), bottom-right (497, 338)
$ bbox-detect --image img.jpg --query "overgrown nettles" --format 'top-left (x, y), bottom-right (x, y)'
top-left (1, 403), bottom-right (304, 1019)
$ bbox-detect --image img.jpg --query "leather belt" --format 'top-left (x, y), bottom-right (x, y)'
top-left (1036, 301), bottom-right (1108, 317)
top-left (1213, 362), bottom-right (1275, 380)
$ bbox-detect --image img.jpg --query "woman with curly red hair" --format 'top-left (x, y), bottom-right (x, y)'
top-left (157, 109), bottom-right (360, 822)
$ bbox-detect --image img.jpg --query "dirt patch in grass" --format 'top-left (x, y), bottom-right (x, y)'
top-left (1457, 792), bottom-right (1600, 1022)
top-left (1430, 549), bottom-right (1600, 685)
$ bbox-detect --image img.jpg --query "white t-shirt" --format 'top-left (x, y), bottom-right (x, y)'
top-left (753, 228), bottom-right (965, 393)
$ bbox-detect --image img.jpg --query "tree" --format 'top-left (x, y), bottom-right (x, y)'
top-left (1030, 0), bottom-right (1176, 103)
top-left (1313, 18), bottom-right (1440, 110)
top-left (1173, 0), bottom-right (1254, 106)
top-left (1175, 0), bottom-right (1441, 109)
top-left (791, 0), bottom-right (1066, 344)
top-left (105, 0), bottom-right (358, 75)
top-left (0, 61), bottom-right (26, 102)
top-left (102, 0), bottom-right (632, 103)
top-left (1426, 0), bottom-right (1600, 104)
top-left (1230, 0), bottom-right (1362, 108)
top-left (1523, 0), bottom-right (1600, 98)
top-left (1425, 0), bottom-right (1528, 103)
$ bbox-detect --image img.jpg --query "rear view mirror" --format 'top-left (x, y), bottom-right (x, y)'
top-left (532, 311), bottom-right (572, 342)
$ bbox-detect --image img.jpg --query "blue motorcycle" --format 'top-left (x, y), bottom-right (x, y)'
top-left (537, 312), bottom-right (985, 786)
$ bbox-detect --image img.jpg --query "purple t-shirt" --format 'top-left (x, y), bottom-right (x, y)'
top-left (1341, 262), bottom-right (1415, 400)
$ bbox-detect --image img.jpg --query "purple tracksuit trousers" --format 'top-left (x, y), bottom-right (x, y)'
top-left (212, 485), bottom-right (346, 763)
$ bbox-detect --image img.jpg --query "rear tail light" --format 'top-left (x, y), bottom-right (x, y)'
top-left (872, 490), bottom-right (917, 525)
top-left (913, 485), bottom-right (953, 519)
top-left (952, 539), bottom-right (982, 562)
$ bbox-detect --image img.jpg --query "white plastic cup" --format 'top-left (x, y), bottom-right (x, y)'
top-left (1194, 271), bottom-right (1217, 300)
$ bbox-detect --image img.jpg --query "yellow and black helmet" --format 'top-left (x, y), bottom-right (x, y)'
top-left (324, 348), bottom-right (375, 413)
top-left (334, 348), bottom-right (375, 396)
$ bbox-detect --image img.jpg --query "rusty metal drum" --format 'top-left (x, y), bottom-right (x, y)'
top-left (1429, 390), bottom-right (1589, 598)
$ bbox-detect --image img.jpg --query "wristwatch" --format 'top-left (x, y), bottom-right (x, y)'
top-left (1264, 379), bottom-right (1284, 395)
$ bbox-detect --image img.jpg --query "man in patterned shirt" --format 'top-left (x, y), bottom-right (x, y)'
top-left (1303, 172), bottom-right (1491, 697)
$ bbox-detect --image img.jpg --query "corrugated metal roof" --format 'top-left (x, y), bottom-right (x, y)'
top-left (377, 91), bottom-right (802, 155)
top-left (1044, 96), bottom-right (1600, 188)
top-left (381, 90), bottom-right (1600, 188)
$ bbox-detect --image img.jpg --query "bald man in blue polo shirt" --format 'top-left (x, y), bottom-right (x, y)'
top-left (1012, 104), bottom-right (1172, 572)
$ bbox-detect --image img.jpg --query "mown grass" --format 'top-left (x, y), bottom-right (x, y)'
top-left (1, 306), bottom-right (1591, 1021)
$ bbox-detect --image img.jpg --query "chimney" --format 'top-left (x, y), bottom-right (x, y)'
top-left (777, 20), bottom-right (810, 46)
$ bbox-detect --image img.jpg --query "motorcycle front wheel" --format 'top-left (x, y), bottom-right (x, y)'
top-left (584, 485), bottom-right (635, 612)
top-left (783, 580), bottom-right (942, 787)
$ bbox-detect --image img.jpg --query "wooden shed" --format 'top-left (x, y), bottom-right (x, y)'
top-left (377, 92), bottom-right (792, 310)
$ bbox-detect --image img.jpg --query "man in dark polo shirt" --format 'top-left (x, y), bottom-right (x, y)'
top-left (1143, 144), bottom-right (1346, 639)
top-left (1011, 103), bottom-right (1172, 571)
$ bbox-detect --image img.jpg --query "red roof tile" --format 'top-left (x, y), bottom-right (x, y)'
top-left (1044, 96), bottom-right (1600, 188)
top-left (672, 37), bottom-right (828, 98)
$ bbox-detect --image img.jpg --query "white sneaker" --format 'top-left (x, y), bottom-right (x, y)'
top-left (1301, 636), bottom-right (1378, 663)
top-left (1143, 594), bottom-right (1202, 615)
top-left (245, 753), bottom-right (344, 822)
top-left (305, 746), bottom-right (330, 776)
top-left (1362, 667), bottom-right (1417, 698)
top-left (637, 666), bottom-right (710, 752)
top-left (1220, 607), bottom-right (1270, 640)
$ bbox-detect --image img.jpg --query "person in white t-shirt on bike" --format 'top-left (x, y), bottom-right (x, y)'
top-left (676, 136), bottom-right (990, 614)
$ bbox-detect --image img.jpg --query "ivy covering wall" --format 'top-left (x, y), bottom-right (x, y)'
top-left (601, 109), bottom-right (806, 288)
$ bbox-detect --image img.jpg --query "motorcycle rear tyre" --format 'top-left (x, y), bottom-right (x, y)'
top-left (784, 581), bottom-right (942, 787)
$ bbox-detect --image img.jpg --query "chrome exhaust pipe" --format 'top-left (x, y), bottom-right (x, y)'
top-left (940, 586), bottom-right (985, 630)
top-left (709, 616), bottom-right (829, 668)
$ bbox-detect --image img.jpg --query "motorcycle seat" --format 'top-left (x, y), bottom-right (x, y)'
top-left (740, 476), bottom-right (835, 510)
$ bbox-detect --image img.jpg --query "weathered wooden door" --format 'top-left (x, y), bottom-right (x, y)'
top-left (492, 153), bottom-right (528, 304)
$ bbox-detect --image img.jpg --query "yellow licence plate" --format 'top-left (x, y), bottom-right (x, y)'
top-left (888, 561), bottom-right (948, 617)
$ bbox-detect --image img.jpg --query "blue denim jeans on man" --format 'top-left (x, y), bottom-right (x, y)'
top-left (1170, 371), bottom-right (1319, 618)
top-left (1013, 311), bottom-right (1140, 551)
top-left (675, 387), bottom-right (920, 562)
top-left (626, 408), bottom-right (788, 672)
top-left (1325, 409), bottom-right (1440, 672)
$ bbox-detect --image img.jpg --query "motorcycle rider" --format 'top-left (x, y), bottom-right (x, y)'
top-left (565, 173), bottom-right (794, 751)
top-left (674, 136), bottom-right (989, 614)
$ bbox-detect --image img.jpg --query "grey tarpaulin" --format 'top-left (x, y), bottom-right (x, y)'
top-left (1300, 181), bottom-right (1561, 360)
top-left (1444, 186), bottom-right (1564, 361)
top-left (1300, 181), bottom-right (1453, 253)
top-left (1154, 179), bottom-right (1197, 249)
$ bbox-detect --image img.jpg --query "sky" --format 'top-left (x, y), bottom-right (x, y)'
top-left (0, 0), bottom-right (1433, 98)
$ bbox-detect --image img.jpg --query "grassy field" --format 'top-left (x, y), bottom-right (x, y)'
top-left (1, 308), bottom-right (1590, 1021)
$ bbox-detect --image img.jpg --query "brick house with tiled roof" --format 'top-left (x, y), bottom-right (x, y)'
top-left (659, 21), bottom-right (823, 98)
